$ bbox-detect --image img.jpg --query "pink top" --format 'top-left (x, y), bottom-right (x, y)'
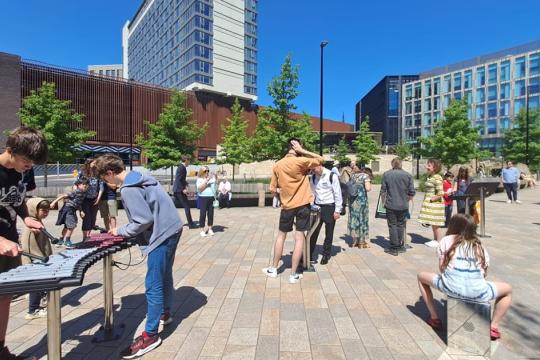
top-left (437, 235), bottom-right (490, 275)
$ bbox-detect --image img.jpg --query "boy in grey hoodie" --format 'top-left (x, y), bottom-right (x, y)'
top-left (93, 155), bottom-right (182, 359)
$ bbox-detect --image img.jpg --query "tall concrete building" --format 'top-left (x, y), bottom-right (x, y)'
top-left (123, 0), bottom-right (257, 101)
top-left (402, 40), bottom-right (540, 153)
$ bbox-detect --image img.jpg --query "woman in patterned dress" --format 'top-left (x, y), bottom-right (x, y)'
top-left (418, 159), bottom-right (445, 248)
top-left (347, 166), bottom-right (372, 248)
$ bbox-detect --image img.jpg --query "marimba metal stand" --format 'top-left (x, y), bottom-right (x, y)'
top-left (478, 186), bottom-right (490, 238)
top-left (47, 290), bottom-right (62, 360)
top-left (92, 253), bottom-right (125, 342)
top-left (303, 208), bottom-right (321, 272)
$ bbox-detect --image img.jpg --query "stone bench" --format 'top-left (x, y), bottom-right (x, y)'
top-left (446, 296), bottom-right (491, 357)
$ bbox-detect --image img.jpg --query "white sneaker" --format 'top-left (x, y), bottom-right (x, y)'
top-left (506, 200), bottom-right (512, 204)
top-left (207, 229), bottom-right (215, 236)
top-left (25, 308), bottom-right (47, 320)
top-left (262, 267), bottom-right (277, 278)
top-left (160, 313), bottom-right (173, 326)
top-left (200, 231), bottom-right (207, 237)
top-left (424, 240), bottom-right (439, 248)
top-left (289, 273), bottom-right (303, 284)
top-left (515, 200), bottom-right (522, 204)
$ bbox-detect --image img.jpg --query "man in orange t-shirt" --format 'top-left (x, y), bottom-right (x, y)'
top-left (262, 138), bottom-right (323, 284)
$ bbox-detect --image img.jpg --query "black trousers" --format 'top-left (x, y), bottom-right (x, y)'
top-left (28, 291), bottom-right (45, 313)
top-left (309, 204), bottom-right (336, 258)
top-left (81, 198), bottom-right (99, 231)
top-left (174, 192), bottom-right (194, 225)
top-left (218, 192), bottom-right (231, 208)
top-left (199, 196), bottom-right (214, 227)
top-left (503, 182), bottom-right (518, 201)
top-left (386, 209), bottom-right (407, 248)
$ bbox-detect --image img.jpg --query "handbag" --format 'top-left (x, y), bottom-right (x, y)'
top-left (213, 199), bottom-right (220, 208)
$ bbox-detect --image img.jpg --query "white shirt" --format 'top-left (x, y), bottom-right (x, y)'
top-left (218, 180), bottom-right (231, 194)
top-left (310, 168), bottom-right (343, 213)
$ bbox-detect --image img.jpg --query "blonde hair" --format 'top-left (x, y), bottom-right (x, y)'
top-left (197, 166), bottom-right (209, 178)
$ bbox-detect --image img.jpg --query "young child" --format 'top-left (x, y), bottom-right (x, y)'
top-left (93, 154), bottom-right (182, 359)
top-left (20, 198), bottom-right (52, 320)
top-left (442, 172), bottom-right (454, 227)
top-left (0, 126), bottom-right (47, 360)
top-left (417, 214), bottom-right (512, 340)
top-left (51, 177), bottom-right (89, 248)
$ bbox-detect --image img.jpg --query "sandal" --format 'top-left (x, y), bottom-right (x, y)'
top-left (426, 317), bottom-right (442, 330)
top-left (490, 327), bottom-right (501, 340)
top-left (360, 242), bottom-right (370, 248)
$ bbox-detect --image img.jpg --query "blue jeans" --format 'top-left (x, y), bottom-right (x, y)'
top-left (503, 182), bottom-right (518, 201)
top-left (145, 231), bottom-right (181, 335)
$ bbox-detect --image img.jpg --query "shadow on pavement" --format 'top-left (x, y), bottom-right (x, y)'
top-left (62, 282), bottom-right (102, 306)
top-left (22, 286), bottom-right (207, 359)
top-left (407, 297), bottom-right (446, 342)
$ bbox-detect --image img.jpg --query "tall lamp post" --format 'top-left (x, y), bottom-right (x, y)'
top-left (319, 40), bottom-right (329, 156)
top-left (525, 84), bottom-right (530, 166)
top-left (129, 79), bottom-right (134, 171)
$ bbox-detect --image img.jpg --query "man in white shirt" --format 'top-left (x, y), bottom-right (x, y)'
top-left (218, 178), bottom-right (232, 208)
top-left (309, 164), bottom-right (343, 265)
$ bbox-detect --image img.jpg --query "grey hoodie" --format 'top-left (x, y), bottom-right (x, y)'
top-left (117, 171), bottom-right (182, 255)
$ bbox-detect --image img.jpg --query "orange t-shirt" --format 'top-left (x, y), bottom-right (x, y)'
top-left (270, 154), bottom-right (322, 209)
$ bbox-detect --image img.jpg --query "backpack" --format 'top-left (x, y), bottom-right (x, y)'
top-left (346, 174), bottom-right (364, 199)
top-left (312, 171), bottom-right (335, 185)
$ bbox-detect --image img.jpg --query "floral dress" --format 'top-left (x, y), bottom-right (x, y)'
top-left (418, 174), bottom-right (445, 226)
top-left (347, 173), bottom-right (370, 241)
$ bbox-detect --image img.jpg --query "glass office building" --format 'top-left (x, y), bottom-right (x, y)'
top-left (123, 0), bottom-right (257, 101)
top-left (402, 40), bottom-right (540, 153)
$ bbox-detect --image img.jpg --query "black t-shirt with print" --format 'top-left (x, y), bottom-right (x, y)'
top-left (0, 164), bottom-right (30, 242)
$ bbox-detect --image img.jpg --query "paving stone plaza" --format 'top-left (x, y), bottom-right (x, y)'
top-left (7, 185), bottom-right (540, 360)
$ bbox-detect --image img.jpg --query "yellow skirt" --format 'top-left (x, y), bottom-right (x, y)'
top-left (418, 198), bottom-right (445, 226)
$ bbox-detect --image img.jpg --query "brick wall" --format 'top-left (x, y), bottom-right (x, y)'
top-left (0, 53), bottom-right (21, 148)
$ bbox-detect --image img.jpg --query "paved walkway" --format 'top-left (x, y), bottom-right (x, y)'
top-left (7, 185), bottom-right (540, 359)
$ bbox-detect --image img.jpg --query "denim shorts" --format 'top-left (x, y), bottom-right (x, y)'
top-left (432, 274), bottom-right (497, 302)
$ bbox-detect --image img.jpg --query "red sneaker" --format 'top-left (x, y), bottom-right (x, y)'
top-left (426, 317), bottom-right (442, 330)
top-left (120, 332), bottom-right (162, 359)
top-left (490, 327), bottom-right (501, 340)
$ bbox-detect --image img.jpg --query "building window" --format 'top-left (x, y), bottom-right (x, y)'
top-left (515, 80), bottom-right (526, 97)
top-left (405, 102), bottom-right (412, 115)
top-left (453, 73), bottom-right (462, 92)
top-left (454, 92), bottom-right (462, 101)
top-left (476, 105), bottom-right (485, 120)
top-left (443, 94), bottom-right (451, 109)
top-left (465, 90), bottom-right (472, 105)
top-left (487, 102), bottom-right (497, 118)
top-left (476, 88), bottom-right (485, 103)
top-left (500, 60), bottom-right (510, 82)
top-left (500, 117), bottom-right (511, 130)
top-left (405, 85), bottom-right (413, 100)
top-left (414, 100), bottom-right (421, 113)
top-left (423, 113), bottom-right (432, 126)
top-left (499, 101), bottom-right (510, 116)
top-left (414, 83), bottom-right (421, 98)
top-left (531, 95), bottom-right (540, 110)
top-left (476, 121), bottom-right (485, 135)
top-left (530, 53), bottom-right (540, 76)
top-left (433, 111), bottom-right (441, 121)
top-left (500, 83), bottom-right (510, 100)
top-left (530, 76), bottom-right (540, 94)
top-left (464, 70), bottom-right (472, 89)
top-left (515, 98), bottom-right (525, 114)
top-left (424, 80), bottom-right (432, 97)
top-left (424, 98), bottom-right (431, 111)
top-left (405, 116), bottom-right (413, 127)
top-left (487, 119), bottom-right (497, 134)
top-left (423, 127), bottom-right (432, 136)
top-left (488, 64), bottom-right (497, 84)
top-left (444, 75), bottom-right (451, 93)
top-left (487, 85), bottom-right (497, 101)
top-left (433, 97), bottom-right (440, 110)
top-left (515, 57), bottom-right (526, 78)
top-left (414, 114), bottom-right (421, 126)
top-left (476, 66), bottom-right (485, 87)
top-left (433, 78), bottom-right (440, 95)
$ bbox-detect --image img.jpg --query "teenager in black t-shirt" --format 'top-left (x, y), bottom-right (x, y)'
top-left (0, 127), bottom-right (47, 360)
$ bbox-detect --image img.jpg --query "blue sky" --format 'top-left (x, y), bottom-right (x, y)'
top-left (1, 0), bottom-right (540, 125)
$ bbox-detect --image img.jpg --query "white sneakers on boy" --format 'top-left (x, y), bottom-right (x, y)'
top-left (289, 273), bottom-right (303, 284)
top-left (424, 240), bottom-right (439, 248)
top-left (262, 267), bottom-right (277, 278)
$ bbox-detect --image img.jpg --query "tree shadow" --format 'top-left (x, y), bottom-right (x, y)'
top-left (21, 286), bottom-right (207, 359)
top-left (500, 301), bottom-right (540, 355)
top-left (533, 223), bottom-right (540, 226)
top-left (406, 296), bottom-right (446, 342)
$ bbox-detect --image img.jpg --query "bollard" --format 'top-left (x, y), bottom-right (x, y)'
top-left (446, 296), bottom-right (491, 357)
top-left (257, 183), bottom-right (265, 207)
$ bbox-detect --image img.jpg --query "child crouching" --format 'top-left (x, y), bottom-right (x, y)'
top-left (20, 198), bottom-right (51, 319)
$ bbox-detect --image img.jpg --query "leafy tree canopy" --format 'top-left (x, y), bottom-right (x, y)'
top-left (502, 109), bottom-right (540, 172)
top-left (353, 117), bottom-right (379, 166)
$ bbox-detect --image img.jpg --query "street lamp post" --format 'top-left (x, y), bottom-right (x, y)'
top-left (129, 79), bottom-right (134, 171)
top-left (525, 84), bottom-right (530, 166)
top-left (319, 41), bottom-right (328, 156)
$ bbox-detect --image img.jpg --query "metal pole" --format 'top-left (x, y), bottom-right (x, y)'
top-left (47, 290), bottom-right (62, 360)
top-left (480, 186), bottom-right (487, 237)
top-left (129, 81), bottom-right (134, 171)
top-left (103, 254), bottom-right (114, 332)
top-left (319, 41), bottom-right (328, 156)
top-left (526, 84), bottom-right (530, 166)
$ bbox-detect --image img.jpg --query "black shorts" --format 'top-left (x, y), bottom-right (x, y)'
top-left (279, 204), bottom-right (310, 232)
top-left (56, 205), bottom-right (78, 229)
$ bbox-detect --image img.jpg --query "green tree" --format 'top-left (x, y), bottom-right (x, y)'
top-left (333, 135), bottom-right (351, 166)
top-left (353, 117), bottom-right (379, 166)
top-left (17, 81), bottom-right (94, 186)
top-left (502, 109), bottom-right (540, 171)
top-left (394, 142), bottom-right (413, 161)
top-left (419, 99), bottom-right (480, 169)
top-left (136, 90), bottom-right (207, 182)
top-left (219, 98), bottom-right (251, 179)
top-left (252, 54), bottom-right (317, 159)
